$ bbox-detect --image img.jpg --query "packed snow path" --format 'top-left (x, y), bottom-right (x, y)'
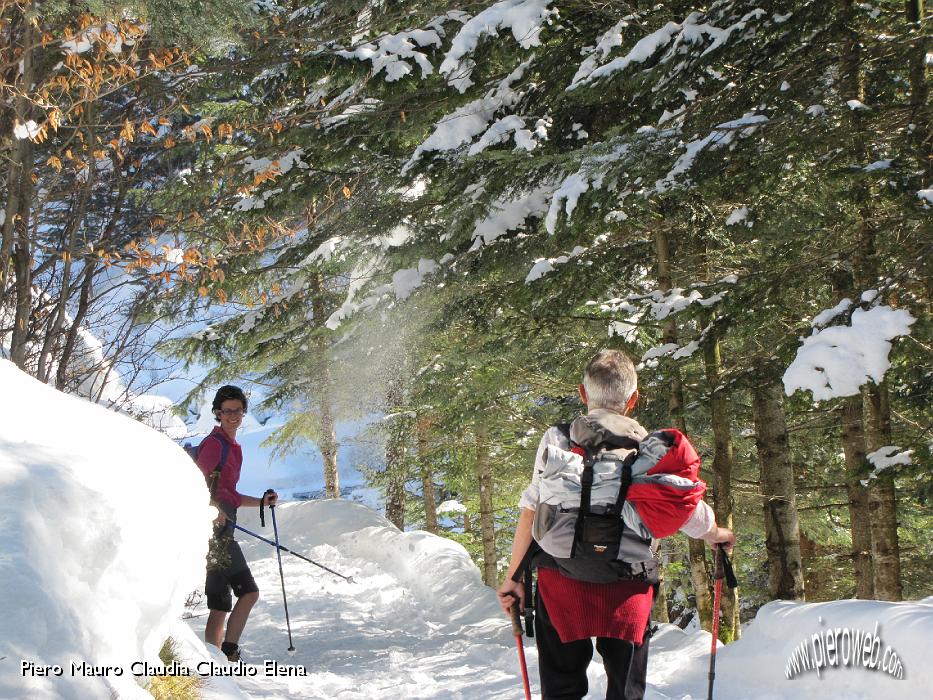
top-left (181, 500), bottom-right (933, 700)
top-left (183, 500), bottom-right (537, 699)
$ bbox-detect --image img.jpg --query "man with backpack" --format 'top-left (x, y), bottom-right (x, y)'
top-left (196, 385), bottom-right (278, 662)
top-left (497, 350), bottom-right (734, 700)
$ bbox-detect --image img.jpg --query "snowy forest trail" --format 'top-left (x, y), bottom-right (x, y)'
top-left (178, 499), bottom-right (933, 700)
top-left (183, 500), bottom-right (537, 699)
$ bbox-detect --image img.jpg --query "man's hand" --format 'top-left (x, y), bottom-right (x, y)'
top-left (497, 579), bottom-right (523, 616)
top-left (262, 490), bottom-right (279, 507)
top-left (704, 526), bottom-right (735, 551)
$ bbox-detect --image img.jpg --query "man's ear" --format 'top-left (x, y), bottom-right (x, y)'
top-left (578, 383), bottom-right (588, 405)
top-left (624, 389), bottom-right (639, 415)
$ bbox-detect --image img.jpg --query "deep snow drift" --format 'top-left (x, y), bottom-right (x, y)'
top-left (0, 360), bottom-right (215, 699)
top-left (1, 358), bottom-right (931, 699)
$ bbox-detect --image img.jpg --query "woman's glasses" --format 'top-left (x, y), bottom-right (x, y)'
top-left (217, 408), bottom-right (245, 417)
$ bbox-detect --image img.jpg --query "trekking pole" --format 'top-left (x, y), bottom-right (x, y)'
top-left (270, 503), bottom-right (296, 655)
top-left (231, 523), bottom-right (355, 583)
top-left (707, 544), bottom-right (738, 700)
top-left (509, 598), bottom-right (532, 700)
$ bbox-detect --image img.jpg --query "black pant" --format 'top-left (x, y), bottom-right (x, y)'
top-left (534, 591), bottom-right (649, 700)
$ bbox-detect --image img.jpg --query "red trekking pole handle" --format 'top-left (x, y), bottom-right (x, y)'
top-left (708, 544), bottom-right (737, 700)
top-left (509, 599), bottom-right (532, 700)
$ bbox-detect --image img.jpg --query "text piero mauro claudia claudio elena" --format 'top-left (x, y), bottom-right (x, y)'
top-left (21, 659), bottom-right (307, 678)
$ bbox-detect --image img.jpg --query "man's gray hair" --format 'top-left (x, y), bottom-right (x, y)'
top-left (583, 349), bottom-right (638, 411)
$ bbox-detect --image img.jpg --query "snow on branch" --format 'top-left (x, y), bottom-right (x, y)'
top-left (402, 61), bottom-right (531, 173)
top-left (866, 446), bottom-right (913, 473)
top-left (337, 26), bottom-right (444, 82)
top-left (468, 115), bottom-right (537, 155)
top-left (568, 9), bottom-right (765, 90)
top-left (299, 236), bottom-right (345, 266)
top-left (543, 142), bottom-right (630, 234)
top-left (242, 149), bottom-right (308, 176)
top-left (655, 113), bottom-right (768, 192)
top-left (569, 21), bottom-right (681, 90)
top-left (437, 499), bottom-right (468, 515)
top-left (392, 258), bottom-right (439, 300)
top-left (641, 339), bottom-right (701, 365)
top-left (861, 445), bottom-right (914, 485)
top-left (783, 304), bottom-right (916, 401)
top-left (13, 120), bottom-right (42, 140)
top-left (440, 0), bottom-right (555, 92)
top-left (469, 183), bottom-right (555, 250)
top-left (525, 245), bottom-right (587, 283)
top-left (544, 173), bottom-right (589, 234)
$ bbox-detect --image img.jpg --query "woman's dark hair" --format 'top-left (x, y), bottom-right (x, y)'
top-left (212, 385), bottom-right (247, 421)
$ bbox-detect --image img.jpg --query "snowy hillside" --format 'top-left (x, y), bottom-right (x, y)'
top-left (1, 358), bottom-right (932, 700)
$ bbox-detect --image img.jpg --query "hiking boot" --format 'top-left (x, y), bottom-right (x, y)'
top-left (221, 641), bottom-right (240, 662)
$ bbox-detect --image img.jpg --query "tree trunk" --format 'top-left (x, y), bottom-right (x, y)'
top-left (752, 382), bottom-right (805, 600)
top-left (10, 196), bottom-right (34, 369)
top-left (318, 394), bottom-right (339, 499)
top-left (839, 0), bottom-right (902, 601)
top-left (652, 542), bottom-right (670, 623)
top-left (850, 136), bottom-right (901, 601)
top-left (829, 267), bottom-right (875, 598)
top-left (654, 226), bottom-right (712, 630)
top-left (308, 247), bottom-right (339, 498)
top-left (476, 425), bottom-right (497, 587)
top-left (384, 381), bottom-right (407, 529)
top-left (905, 0), bottom-right (929, 180)
top-left (841, 396), bottom-right (876, 598)
top-left (1, 11), bottom-right (35, 294)
top-left (852, 180), bottom-right (902, 601)
top-left (417, 417), bottom-right (438, 534)
top-left (5, 14), bottom-right (37, 369)
top-left (55, 181), bottom-right (126, 391)
top-left (703, 328), bottom-right (739, 641)
top-left (37, 114), bottom-right (95, 383)
top-left (384, 451), bottom-right (406, 529)
top-left (863, 382), bottom-right (902, 600)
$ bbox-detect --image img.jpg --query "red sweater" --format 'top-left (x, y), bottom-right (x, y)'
top-left (196, 428), bottom-right (243, 509)
top-left (538, 568), bottom-right (654, 644)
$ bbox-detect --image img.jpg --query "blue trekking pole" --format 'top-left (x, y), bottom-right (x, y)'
top-left (269, 504), bottom-right (295, 656)
top-left (268, 499), bottom-right (296, 655)
top-left (230, 522), bottom-right (354, 582)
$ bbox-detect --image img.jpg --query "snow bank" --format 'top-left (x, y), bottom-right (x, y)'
top-left (0, 360), bottom-right (214, 700)
top-left (649, 597), bottom-right (933, 700)
top-left (599, 598), bottom-right (933, 700)
top-left (236, 500), bottom-right (501, 627)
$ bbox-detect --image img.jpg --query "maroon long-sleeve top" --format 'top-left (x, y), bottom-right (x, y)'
top-left (196, 427), bottom-right (243, 509)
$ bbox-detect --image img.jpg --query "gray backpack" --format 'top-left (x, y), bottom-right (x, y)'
top-left (531, 423), bottom-right (666, 584)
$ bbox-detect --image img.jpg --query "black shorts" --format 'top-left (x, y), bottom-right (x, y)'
top-left (205, 537), bottom-right (259, 612)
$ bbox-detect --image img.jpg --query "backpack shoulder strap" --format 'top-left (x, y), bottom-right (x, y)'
top-left (570, 446), bottom-right (598, 558)
top-left (207, 432), bottom-right (231, 474)
top-left (611, 453), bottom-right (636, 515)
top-left (204, 433), bottom-right (231, 499)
